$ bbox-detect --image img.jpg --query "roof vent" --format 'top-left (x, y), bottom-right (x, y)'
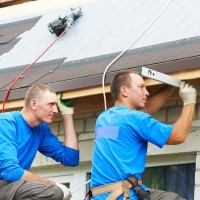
top-left (48, 6), bottom-right (82, 37)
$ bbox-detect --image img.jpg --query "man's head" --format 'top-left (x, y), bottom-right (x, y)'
top-left (110, 70), bottom-right (149, 110)
top-left (24, 84), bottom-right (58, 125)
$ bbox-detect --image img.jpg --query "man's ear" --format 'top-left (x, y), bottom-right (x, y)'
top-left (30, 99), bottom-right (37, 111)
top-left (120, 86), bottom-right (128, 97)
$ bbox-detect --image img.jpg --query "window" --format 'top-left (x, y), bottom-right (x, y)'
top-left (142, 163), bottom-right (195, 200)
top-left (62, 182), bottom-right (70, 188)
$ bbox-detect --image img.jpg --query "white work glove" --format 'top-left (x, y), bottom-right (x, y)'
top-left (56, 183), bottom-right (72, 200)
top-left (57, 93), bottom-right (74, 115)
top-left (179, 81), bottom-right (196, 105)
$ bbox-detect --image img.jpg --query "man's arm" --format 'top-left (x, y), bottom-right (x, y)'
top-left (62, 114), bottom-right (78, 149)
top-left (21, 170), bottom-right (55, 184)
top-left (57, 94), bottom-right (79, 150)
top-left (142, 85), bottom-right (176, 115)
top-left (21, 170), bottom-right (72, 199)
top-left (166, 82), bottom-right (196, 144)
top-left (166, 104), bottom-right (195, 144)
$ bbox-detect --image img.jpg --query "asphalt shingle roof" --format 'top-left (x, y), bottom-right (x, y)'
top-left (0, 0), bottom-right (200, 102)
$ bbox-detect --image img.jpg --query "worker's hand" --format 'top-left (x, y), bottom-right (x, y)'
top-left (179, 81), bottom-right (196, 105)
top-left (57, 93), bottom-right (74, 115)
top-left (56, 183), bottom-right (72, 200)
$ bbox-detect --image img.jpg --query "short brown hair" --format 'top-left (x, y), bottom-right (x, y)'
top-left (110, 70), bottom-right (138, 102)
top-left (24, 84), bottom-right (55, 107)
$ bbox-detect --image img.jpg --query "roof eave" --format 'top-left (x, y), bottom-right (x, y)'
top-left (1, 36), bottom-right (200, 112)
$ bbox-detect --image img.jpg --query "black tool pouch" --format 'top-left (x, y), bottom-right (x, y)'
top-left (127, 176), bottom-right (151, 200)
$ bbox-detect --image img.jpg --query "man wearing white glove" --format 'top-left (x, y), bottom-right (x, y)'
top-left (90, 71), bottom-right (197, 200)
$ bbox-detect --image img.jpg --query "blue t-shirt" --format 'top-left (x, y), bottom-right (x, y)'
top-left (90, 106), bottom-right (172, 199)
top-left (0, 111), bottom-right (79, 181)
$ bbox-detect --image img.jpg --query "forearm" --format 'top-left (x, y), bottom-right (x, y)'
top-left (166, 104), bottom-right (195, 144)
top-left (62, 114), bottom-right (79, 150)
top-left (143, 85), bottom-right (176, 115)
top-left (21, 170), bottom-right (55, 185)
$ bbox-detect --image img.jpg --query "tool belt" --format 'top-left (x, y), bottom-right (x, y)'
top-left (90, 177), bottom-right (143, 200)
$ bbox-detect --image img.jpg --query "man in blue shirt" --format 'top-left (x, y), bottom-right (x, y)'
top-left (0, 84), bottom-right (79, 200)
top-left (90, 70), bottom-right (196, 200)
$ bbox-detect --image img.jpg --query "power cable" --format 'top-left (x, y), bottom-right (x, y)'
top-left (71, 179), bottom-right (91, 194)
top-left (1, 6), bottom-right (82, 112)
top-left (102, 0), bottom-right (174, 110)
top-left (1, 26), bottom-right (69, 112)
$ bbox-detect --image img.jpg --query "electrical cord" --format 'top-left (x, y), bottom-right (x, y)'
top-left (1, 22), bottom-right (72, 112)
top-left (102, 0), bottom-right (174, 110)
top-left (71, 179), bottom-right (91, 194)
top-left (2, 5), bottom-right (83, 112)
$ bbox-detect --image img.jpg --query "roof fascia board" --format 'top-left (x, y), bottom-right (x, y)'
top-left (0, 56), bottom-right (200, 102)
top-left (64, 67), bottom-right (200, 98)
top-left (1, 67), bottom-right (200, 112)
